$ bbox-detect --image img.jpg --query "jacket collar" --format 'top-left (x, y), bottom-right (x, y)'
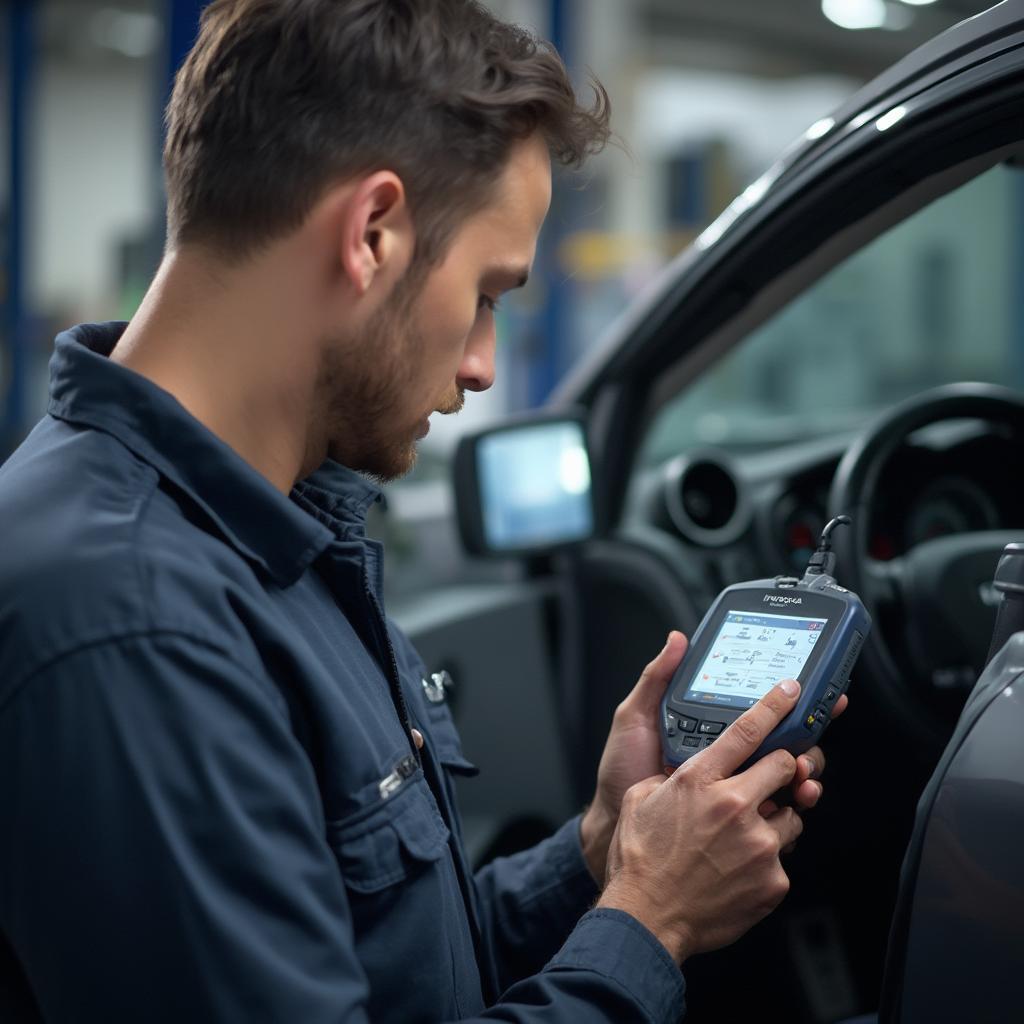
top-left (48, 322), bottom-right (383, 586)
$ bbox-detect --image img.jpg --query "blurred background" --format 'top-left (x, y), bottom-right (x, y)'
top-left (0, 0), bottom-right (993, 597)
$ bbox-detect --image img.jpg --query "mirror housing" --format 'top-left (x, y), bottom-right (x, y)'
top-left (453, 410), bottom-right (596, 558)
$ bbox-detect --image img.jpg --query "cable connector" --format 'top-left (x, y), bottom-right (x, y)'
top-left (803, 514), bottom-right (852, 578)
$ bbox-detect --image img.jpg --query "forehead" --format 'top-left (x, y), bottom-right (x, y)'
top-left (450, 135), bottom-right (552, 265)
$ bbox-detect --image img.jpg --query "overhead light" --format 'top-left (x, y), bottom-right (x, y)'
top-left (898, 0), bottom-right (940, 5)
top-left (821, 0), bottom-right (887, 30)
top-left (90, 8), bottom-right (162, 59)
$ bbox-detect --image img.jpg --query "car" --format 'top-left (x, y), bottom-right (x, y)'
top-left (387, 3), bottom-right (1024, 1021)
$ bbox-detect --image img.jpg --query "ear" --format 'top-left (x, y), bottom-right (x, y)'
top-left (339, 171), bottom-right (413, 296)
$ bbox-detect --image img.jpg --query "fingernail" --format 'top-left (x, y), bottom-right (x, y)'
top-left (780, 679), bottom-right (800, 698)
top-left (802, 757), bottom-right (816, 778)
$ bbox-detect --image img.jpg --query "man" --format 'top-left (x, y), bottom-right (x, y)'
top-left (0, 1), bottom-right (841, 1021)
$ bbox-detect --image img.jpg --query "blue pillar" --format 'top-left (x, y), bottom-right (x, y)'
top-left (2, 0), bottom-right (34, 451)
top-left (159, 1), bottom-right (206, 159)
top-left (527, 0), bottom-right (571, 408)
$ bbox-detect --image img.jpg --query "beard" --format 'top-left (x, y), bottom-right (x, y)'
top-left (316, 269), bottom-right (463, 482)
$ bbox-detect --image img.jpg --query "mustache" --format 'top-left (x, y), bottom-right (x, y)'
top-left (436, 388), bottom-right (466, 416)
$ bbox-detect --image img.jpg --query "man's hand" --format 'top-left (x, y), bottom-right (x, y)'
top-left (579, 632), bottom-right (847, 882)
top-left (580, 632), bottom-right (689, 883)
top-left (597, 680), bottom-right (807, 964)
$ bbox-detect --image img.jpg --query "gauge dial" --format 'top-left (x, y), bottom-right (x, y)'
top-left (905, 477), bottom-right (999, 549)
top-left (778, 499), bottom-right (824, 574)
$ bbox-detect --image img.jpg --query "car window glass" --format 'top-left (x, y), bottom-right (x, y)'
top-left (642, 163), bottom-right (1024, 462)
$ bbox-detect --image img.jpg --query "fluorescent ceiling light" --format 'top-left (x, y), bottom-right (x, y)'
top-left (898, 0), bottom-right (940, 6)
top-left (822, 0), bottom-right (887, 30)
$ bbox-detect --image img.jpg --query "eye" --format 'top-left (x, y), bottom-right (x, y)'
top-left (477, 294), bottom-right (500, 313)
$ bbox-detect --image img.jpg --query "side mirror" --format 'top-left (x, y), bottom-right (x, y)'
top-left (453, 411), bottom-right (596, 557)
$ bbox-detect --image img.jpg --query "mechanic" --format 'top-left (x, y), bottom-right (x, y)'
top-left (0, 1), bottom-right (843, 1021)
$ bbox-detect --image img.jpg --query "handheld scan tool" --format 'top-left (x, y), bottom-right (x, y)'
top-left (661, 516), bottom-right (871, 770)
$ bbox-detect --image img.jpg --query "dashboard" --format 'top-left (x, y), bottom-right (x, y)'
top-left (631, 420), bottom-right (1024, 610)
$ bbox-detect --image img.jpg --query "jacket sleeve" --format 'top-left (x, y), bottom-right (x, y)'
top-left (0, 632), bottom-right (376, 1023)
top-left (472, 815), bottom-right (601, 988)
top-left (0, 632), bottom-right (685, 1024)
top-left (473, 823), bottom-right (687, 1017)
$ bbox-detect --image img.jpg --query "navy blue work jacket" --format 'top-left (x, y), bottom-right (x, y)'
top-left (0, 323), bottom-right (685, 1022)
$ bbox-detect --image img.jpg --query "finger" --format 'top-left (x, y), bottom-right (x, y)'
top-left (732, 746), bottom-right (799, 806)
top-left (758, 798), bottom-right (780, 818)
top-left (795, 745), bottom-right (825, 784)
top-left (831, 694), bottom-right (849, 718)
top-left (698, 679), bottom-right (801, 781)
top-left (792, 779), bottom-right (823, 810)
top-left (764, 804), bottom-right (804, 849)
top-left (620, 631), bottom-right (689, 717)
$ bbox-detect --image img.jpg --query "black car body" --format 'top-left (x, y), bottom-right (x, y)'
top-left (393, 4), bottom-right (1024, 1020)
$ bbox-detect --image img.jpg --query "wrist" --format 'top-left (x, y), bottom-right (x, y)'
top-left (579, 798), bottom-right (617, 887)
top-left (597, 880), bottom-right (696, 965)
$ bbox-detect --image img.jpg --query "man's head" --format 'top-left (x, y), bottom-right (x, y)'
top-left (163, 0), bottom-right (610, 480)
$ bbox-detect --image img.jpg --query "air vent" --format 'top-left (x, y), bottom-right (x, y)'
top-left (664, 453), bottom-right (749, 546)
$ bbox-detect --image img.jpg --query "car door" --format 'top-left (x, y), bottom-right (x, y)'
top-left (387, 10), bottom-right (1024, 1012)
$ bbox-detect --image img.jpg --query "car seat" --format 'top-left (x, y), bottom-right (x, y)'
top-left (878, 543), bottom-right (1024, 1023)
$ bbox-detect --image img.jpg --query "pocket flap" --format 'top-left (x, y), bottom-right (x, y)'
top-left (328, 779), bottom-right (451, 894)
top-left (424, 705), bottom-right (479, 777)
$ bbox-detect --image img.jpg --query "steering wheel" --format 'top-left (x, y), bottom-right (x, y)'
top-left (828, 383), bottom-right (1024, 751)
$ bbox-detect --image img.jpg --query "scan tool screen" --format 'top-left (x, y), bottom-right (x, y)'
top-left (682, 610), bottom-right (829, 709)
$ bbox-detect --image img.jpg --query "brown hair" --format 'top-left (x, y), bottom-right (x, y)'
top-left (164, 0), bottom-right (610, 265)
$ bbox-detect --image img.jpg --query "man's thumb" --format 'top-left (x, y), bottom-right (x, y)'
top-left (625, 631), bottom-right (688, 715)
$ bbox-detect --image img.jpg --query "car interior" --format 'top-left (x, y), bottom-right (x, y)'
top-left (392, 44), bottom-right (1024, 1022)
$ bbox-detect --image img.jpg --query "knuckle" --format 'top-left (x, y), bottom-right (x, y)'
top-left (772, 868), bottom-right (792, 901)
top-left (754, 832), bottom-right (778, 862)
top-left (623, 780), bottom-right (646, 803)
top-left (730, 714), bottom-right (762, 749)
top-left (782, 807), bottom-right (804, 840)
top-left (619, 784), bottom-right (641, 813)
top-left (771, 750), bottom-right (797, 781)
top-left (625, 778), bottom-right (658, 806)
top-left (715, 788), bottom-right (747, 821)
top-left (758, 691), bottom-right (786, 717)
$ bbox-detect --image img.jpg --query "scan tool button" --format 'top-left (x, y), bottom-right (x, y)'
top-left (665, 712), bottom-right (679, 736)
top-left (814, 706), bottom-right (829, 724)
top-left (803, 712), bottom-right (818, 731)
top-left (823, 688), bottom-right (837, 704)
top-left (679, 716), bottom-right (698, 733)
top-left (682, 736), bottom-right (701, 748)
top-left (698, 721), bottom-right (724, 735)
top-left (702, 736), bottom-right (717, 748)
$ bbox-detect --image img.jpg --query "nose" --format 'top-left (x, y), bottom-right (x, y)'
top-left (456, 318), bottom-right (496, 393)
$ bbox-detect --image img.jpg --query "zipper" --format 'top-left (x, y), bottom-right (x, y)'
top-left (363, 577), bottom-right (419, 761)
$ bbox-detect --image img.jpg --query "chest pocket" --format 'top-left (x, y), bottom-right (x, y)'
top-left (326, 772), bottom-right (480, 1020)
top-left (327, 773), bottom-right (449, 893)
